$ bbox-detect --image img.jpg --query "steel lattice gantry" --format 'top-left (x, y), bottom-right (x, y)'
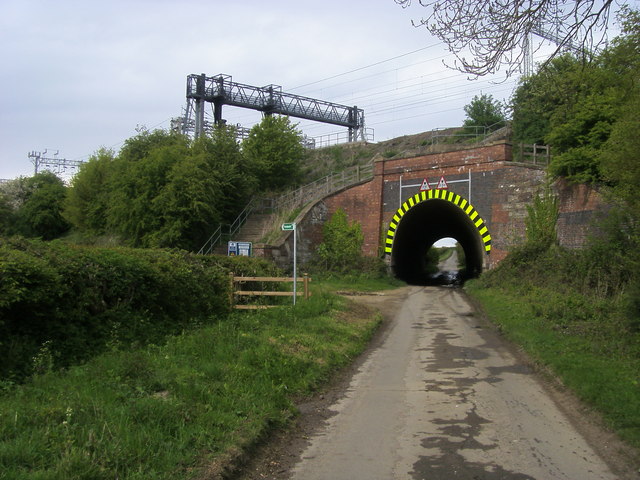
top-left (183, 73), bottom-right (366, 142)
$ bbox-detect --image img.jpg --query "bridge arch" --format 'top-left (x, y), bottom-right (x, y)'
top-left (384, 189), bottom-right (491, 283)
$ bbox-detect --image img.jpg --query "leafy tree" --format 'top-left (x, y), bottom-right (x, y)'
top-left (511, 54), bottom-right (579, 145)
top-left (242, 115), bottom-right (305, 191)
top-left (317, 208), bottom-right (364, 273)
top-left (14, 172), bottom-right (70, 240)
top-left (64, 148), bottom-right (115, 234)
top-left (0, 193), bottom-right (13, 236)
top-left (462, 93), bottom-right (506, 133)
top-left (149, 127), bottom-right (251, 250)
top-left (510, 11), bottom-right (639, 183)
top-left (192, 125), bottom-right (255, 225)
top-left (117, 126), bottom-right (182, 163)
top-left (546, 88), bottom-right (620, 182)
top-left (395, 0), bottom-right (616, 77)
top-left (107, 134), bottom-right (189, 247)
top-left (600, 88), bottom-right (640, 210)
top-left (63, 126), bottom-right (258, 250)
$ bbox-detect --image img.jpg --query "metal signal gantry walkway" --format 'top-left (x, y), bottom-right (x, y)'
top-left (182, 73), bottom-right (366, 142)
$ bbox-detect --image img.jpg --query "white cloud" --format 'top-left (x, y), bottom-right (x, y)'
top-left (0, 0), bottom-right (517, 179)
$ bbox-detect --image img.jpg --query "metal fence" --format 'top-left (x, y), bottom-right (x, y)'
top-left (268, 163), bottom-right (374, 214)
top-left (197, 162), bottom-right (374, 254)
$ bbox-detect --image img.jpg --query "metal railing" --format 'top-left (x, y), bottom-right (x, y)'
top-left (197, 198), bottom-right (259, 255)
top-left (428, 123), bottom-right (507, 145)
top-left (310, 128), bottom-right (375, 149)
top-left (197, 162), bottom-right (375, 254)
top-left (197, 224), bottom-right (223, 255)
top-left (270, 162), bottom-right (374, 214)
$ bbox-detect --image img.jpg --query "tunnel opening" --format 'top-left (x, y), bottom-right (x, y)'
top-left (385, 193), bottom-right (490, 286)
top-left (424, 239), bottom-right (465, 286)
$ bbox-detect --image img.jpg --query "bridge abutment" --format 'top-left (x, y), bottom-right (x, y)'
top-left (272, 141), bottom-right (605, 275)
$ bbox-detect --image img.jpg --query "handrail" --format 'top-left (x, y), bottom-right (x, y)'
top-left (272, 162), bottom-right (374, 214)
top-left (197, 224), bottom-right (223, 255)
top-left (228, 197), bottom-right (257, 239)
top-left (196, 161), bottom-right (374, 254)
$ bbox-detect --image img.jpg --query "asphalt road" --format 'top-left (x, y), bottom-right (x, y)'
top-left (287, 286), bottom-right (620, 480)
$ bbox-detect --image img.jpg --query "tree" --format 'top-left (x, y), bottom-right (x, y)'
top-left (510, 54), bottom-right (580, 145)
top-left (242, 115), bottom-right (305, 191)
top-left (395, 0), bottom-right (616, 77)
top-left (600, 88), bottom-right (640, 210)
top-left (149, 126), bottom-right (251, 250)
top-left (462, 93), bottom-right (506, 133)
top-left (107, 134), bottom-right (189, 247)
top-left (14, 172), bottom-right (70, 240)
top-left (63, 126), bottom-right (258, 251)
top-left (0, 193), bottom-right (13, 236)
top-left (510, 12), bottom-right (639, 183)
top-left (193, 125), bottom-right (255, 225)
top-left (64, 148), bottom-right (115, 234)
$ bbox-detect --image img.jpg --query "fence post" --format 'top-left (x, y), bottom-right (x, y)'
top-left (229, 272), bottom-right (235, 308)
top-left (520, 143), bottom-right (524, 162)
top-left (303, 273), bottom-right (310, 299)
top-left (546, 145), bottom-right (551, 165)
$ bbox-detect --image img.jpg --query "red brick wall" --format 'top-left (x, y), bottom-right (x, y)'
top-left (322, 143), bottom-right (511, 259)
top-left (554, 178), bottom-right (605, 249)
top-left (297, 142), bottom-right (606, 267)
top-left (323, 174), bottom-right (384, 256)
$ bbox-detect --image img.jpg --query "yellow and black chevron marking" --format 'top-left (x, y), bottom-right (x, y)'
top-left (385, 189), bottom-right (492, 255)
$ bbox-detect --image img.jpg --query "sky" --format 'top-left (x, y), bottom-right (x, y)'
top-left (0, 0), bottom-right (532, 181)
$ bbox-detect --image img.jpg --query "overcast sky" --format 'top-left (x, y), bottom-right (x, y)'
top-left (0, 0), bottom-right (526, 180)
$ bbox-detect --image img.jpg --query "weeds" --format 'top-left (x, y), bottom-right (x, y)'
top-left (0, 284), bottom-right (382, 479)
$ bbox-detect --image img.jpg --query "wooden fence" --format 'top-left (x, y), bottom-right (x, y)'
top-left (516, 143), bottom-right (551, 165)
top-left (229, 273), bottom-right (311, 309)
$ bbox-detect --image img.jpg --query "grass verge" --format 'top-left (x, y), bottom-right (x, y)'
top-left (0, 285), bottom-right (382, 479)
top-left (315, 273), bottom-right (405, 293)
top-left (465, 281), bottom-right (640, 448)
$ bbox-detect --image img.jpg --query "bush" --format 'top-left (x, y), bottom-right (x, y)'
top-left (316, 208), bottom-right (365, 274)
top-left (0, 238), bottom-right (280, 382)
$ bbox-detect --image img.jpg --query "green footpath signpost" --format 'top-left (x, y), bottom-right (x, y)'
top-left (282, 223), bottom-right (297, 305)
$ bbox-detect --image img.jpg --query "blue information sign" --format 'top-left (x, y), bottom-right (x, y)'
top-left (228, 241), bottom-right (252, 256)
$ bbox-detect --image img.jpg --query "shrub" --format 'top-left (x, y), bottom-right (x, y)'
top-left (316, 209), bottom-right (365, 274)
top-left (0, 238), bottom-right (279, 382)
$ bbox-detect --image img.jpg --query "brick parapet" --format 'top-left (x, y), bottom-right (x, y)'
top-left (290, 141), bottom-right (605, 269)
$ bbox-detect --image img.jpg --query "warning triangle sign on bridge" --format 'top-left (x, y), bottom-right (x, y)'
top-left (419, 178), bottom-right (431, 191)
top-left (436, 176), bottom-right (448, 189)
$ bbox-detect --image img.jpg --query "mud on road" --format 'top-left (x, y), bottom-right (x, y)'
top-left (231, 286), bottom-right (638, 480)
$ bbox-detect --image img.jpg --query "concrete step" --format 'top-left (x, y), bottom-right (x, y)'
top-left (235, 213), bottom-right (278, 243)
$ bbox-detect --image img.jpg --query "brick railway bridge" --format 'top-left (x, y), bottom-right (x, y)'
top-left (249, 141), bottom-right (603, 283)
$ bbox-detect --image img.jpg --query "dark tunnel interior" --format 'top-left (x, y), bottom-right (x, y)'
top-left (390, 199), bottom-right (485, 285)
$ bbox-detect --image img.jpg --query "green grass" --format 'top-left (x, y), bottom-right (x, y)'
top-left (466, 281), bottom-right (640, 448)
top-left (0, 287), bottom-right (382, 479)
top-left (314, 273), bottom-right (405, 293)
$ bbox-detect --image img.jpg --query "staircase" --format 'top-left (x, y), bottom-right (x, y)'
top-left (234, 212), bottom-right (277, 244)
top-left (197, 162), bottom-right (374, 255)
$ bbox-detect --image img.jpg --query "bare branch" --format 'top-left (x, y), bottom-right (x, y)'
top-left (394, 0), bottom-right (617, 77)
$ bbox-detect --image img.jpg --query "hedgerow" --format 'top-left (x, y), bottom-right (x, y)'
top-left (0, 237), bottom-right (280, 383)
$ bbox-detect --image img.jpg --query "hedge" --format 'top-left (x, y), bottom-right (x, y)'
top-left (0, 237), bottom-right (281, 382)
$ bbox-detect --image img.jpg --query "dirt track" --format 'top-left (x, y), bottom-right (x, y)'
top-left (234, 286), bottom-right (638, 480)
